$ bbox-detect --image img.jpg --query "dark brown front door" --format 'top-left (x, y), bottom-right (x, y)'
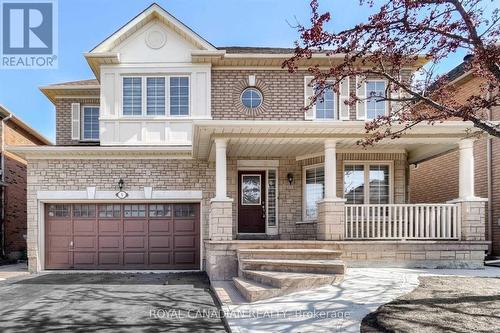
top-left (238, 171), bottom-right (266, 233)
top-left (45, 203), bottom-right (200, 270)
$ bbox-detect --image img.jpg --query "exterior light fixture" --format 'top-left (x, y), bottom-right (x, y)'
top-left (287, 173), bottom-right (294, 185)
top-left (116, 178), bottom-right (128, 199)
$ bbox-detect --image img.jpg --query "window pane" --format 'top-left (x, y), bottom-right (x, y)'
top-left (149, 204), bottom-right (172, 217)
top-left (366, 81), bottom-right (386, 119)
top-left (98, 204), bottom-right (121, 218)
top-left (73, 204), bottom-right (96, 218)
top-left (123, 77), bottom-right (142, 115)
top-left (170, 76), bottom-right (189, 116)
top-left (146, 77), bottom-right (165, 115)
top-left (241, 88), bottom-right (262, 108)
top-left (267, 170), bottom-right (277, 227)
top-left (316, 86), bottom-right (335, 119)
top-left (82, 107), bottom-right (99, 140)
top-left (48, 204), bottom-right (70, 218)
top-left (369, 165), bottom-right (390, 204)
top-left (174, 204), bottom-right (195, 218)
top-left (305, 166), bottom-right (324, 220)
top-left (241, 175), bottom-right (261, 205)
top-left (124, 204), bottom-right (146, 218)
top-left (344, 165), bottom-right (365, 204)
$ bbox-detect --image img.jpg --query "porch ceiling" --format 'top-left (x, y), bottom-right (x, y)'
top-left (193, 120), bottom-right (479, 164)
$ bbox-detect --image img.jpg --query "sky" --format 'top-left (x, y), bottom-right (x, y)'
top-left (0, 0), bottom-right (475, 142)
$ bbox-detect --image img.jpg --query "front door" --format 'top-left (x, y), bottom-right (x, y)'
top-left (238, 171), bottom-right (266, 233)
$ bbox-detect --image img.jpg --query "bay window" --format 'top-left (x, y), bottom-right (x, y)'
top-left (344, 162), bottom-right (391, 204)
top-left (122, 76), bottom-right (189, 116)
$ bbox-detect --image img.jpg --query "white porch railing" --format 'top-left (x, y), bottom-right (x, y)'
top-left (345, 204), bottom-right (460, 240)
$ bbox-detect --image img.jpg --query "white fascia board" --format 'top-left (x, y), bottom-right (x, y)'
top-left (37, 190), bottom-right (203, 202)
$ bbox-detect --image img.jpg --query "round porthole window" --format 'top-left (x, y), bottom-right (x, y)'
top-left (241, 88), bottom-right (263, 109)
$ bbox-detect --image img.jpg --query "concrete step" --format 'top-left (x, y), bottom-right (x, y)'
top-left (239, 259), bottom-right (345, 274)
top-left (237, 248), bottom-right (342, 260)
top-left (233, 277), bottom-right (281, 302)
top-left (241, 269), bottom-right (344, 289)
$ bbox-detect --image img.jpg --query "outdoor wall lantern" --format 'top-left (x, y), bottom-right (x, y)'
top-left (287, 173), bottom-right (294, 185)
top-left (116, 178), bottom-right (128, 199)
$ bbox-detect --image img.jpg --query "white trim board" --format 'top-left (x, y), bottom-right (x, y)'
top-left (37, 189), bottom-right (203, 201)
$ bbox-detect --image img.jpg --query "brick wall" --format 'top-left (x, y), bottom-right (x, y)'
top-left (55, 98), bottom-right (100, 145)
top-left (2, 121), bottom-right (46, 258)
top-left (409, 75), bottom-right (500, 255)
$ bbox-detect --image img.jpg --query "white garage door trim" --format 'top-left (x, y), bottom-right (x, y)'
top-left (36, 189), bottom-right (203, 272)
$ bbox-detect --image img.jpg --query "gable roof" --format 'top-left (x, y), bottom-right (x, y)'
top-left (89, 3), bottom-right (216, 54)
top-left (0, 105), bottom-right (52, 145)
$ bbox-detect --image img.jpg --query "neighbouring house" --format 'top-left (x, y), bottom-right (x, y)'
top-left (9, 4), bottom-right (490, 301)
top-left (0, 105), bottom-right (51, 260)
top-left (410, 60), bottom-right (499, 257)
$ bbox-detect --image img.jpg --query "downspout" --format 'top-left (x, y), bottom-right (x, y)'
top-left (486, 91), bottom-right (493, 256)
top-left (0, 114), bottom-right (13, 257)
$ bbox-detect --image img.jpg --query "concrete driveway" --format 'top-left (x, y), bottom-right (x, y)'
top-left (0, 271), bottom-right (227, 333)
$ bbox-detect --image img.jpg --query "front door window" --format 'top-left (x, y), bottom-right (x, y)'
top-left (241, 175), bottom-right (262, 205)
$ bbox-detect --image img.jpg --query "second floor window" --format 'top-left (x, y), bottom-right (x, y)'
top-left (123, 76), bottom-right (189, 116)
top-left (82, 106), bottom-right (99, 141)
top-left (315, 86), bottom-right (335, 119)
top-left (366, 80), bottom-right (387, 119)
top-left (146, 77), bottom-right (165, 115)
top-left (123, 77), bottom-right (142, 116)
top-left (170, 76), bottom-right (189, 116)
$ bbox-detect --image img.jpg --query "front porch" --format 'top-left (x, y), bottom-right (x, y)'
top-left (194, 121), bottom-right (489, 285)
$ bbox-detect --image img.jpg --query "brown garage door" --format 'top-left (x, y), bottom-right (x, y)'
top-left (45, 203), bottom-right (200, 270)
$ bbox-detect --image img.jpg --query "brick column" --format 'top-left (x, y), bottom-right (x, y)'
top-left (316, 199), bottom-right (346, 240)
top-left (453, 199), bottom-right (487, 241)
top-left (209, 199), bottom-right (234, 241)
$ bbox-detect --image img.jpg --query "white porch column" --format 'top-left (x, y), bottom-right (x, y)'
top-left (215, 138), bottom-right (228, 200)
top-left (458, 139), bottom-right (475, 200)
top-left (324, 139), bottom-right (338, 199)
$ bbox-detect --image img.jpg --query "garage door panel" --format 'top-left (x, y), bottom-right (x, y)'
top-left (149, 235), bottom-right (171, 250)
top-left (99, 252), bottom-right (121, 265)
top-left (174, 219), bottom-right (196, 233)
top-left (73, 219), bottom-right (97, 234)
top-left (124, 219), bottom-right (147, 233)
top-left (174, 235), bottom-right (197, 249)
top-left (47, 220), bottom-right (71, 235)
top-left (46, 203), bottom-right (199, 270)
top-left (73, 236), bottom-right (96, 250)
top-left (123, 252), bottom-right (147, 265)
top-left (47, 251), bottom-right (72, 268)
top-left (47, 236), bottom-right (71, 250)
top-left (98, 220), bottom-right (121, 233)
top-left (124, 236), bottom-right (147, 250)
top-left (174, 251), bottom-right (196, 265)
top-left (73, 252), bottom-right (97, 266)
top-left (149, 252), bottom-right (171, 265)
top-left (149, 219), bottom-right (172, 233)
top-left (99, 236), bottom-right (121, 250)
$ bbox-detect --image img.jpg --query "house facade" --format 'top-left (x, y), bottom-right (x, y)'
top-left (410, 63), bottom-right (500, 257)
top-left (10, 4), bottom-right (489, 277)
top-left (0, 105), bottom-right (51, 260)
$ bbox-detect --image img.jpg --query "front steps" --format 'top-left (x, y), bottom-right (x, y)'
top-left (233, 248), bottom-right (345, 302)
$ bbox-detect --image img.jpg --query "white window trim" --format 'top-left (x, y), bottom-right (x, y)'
top-left (343, 160), bottom-right (394, 204)
top-left (121, 75), bottom-right (191, 118)
top-left (80, 105), bottom-right (100, 142)
top-left (365, 79), bottom-right (389, 120)
top-left (302, 163), bottom-right (325, 223)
